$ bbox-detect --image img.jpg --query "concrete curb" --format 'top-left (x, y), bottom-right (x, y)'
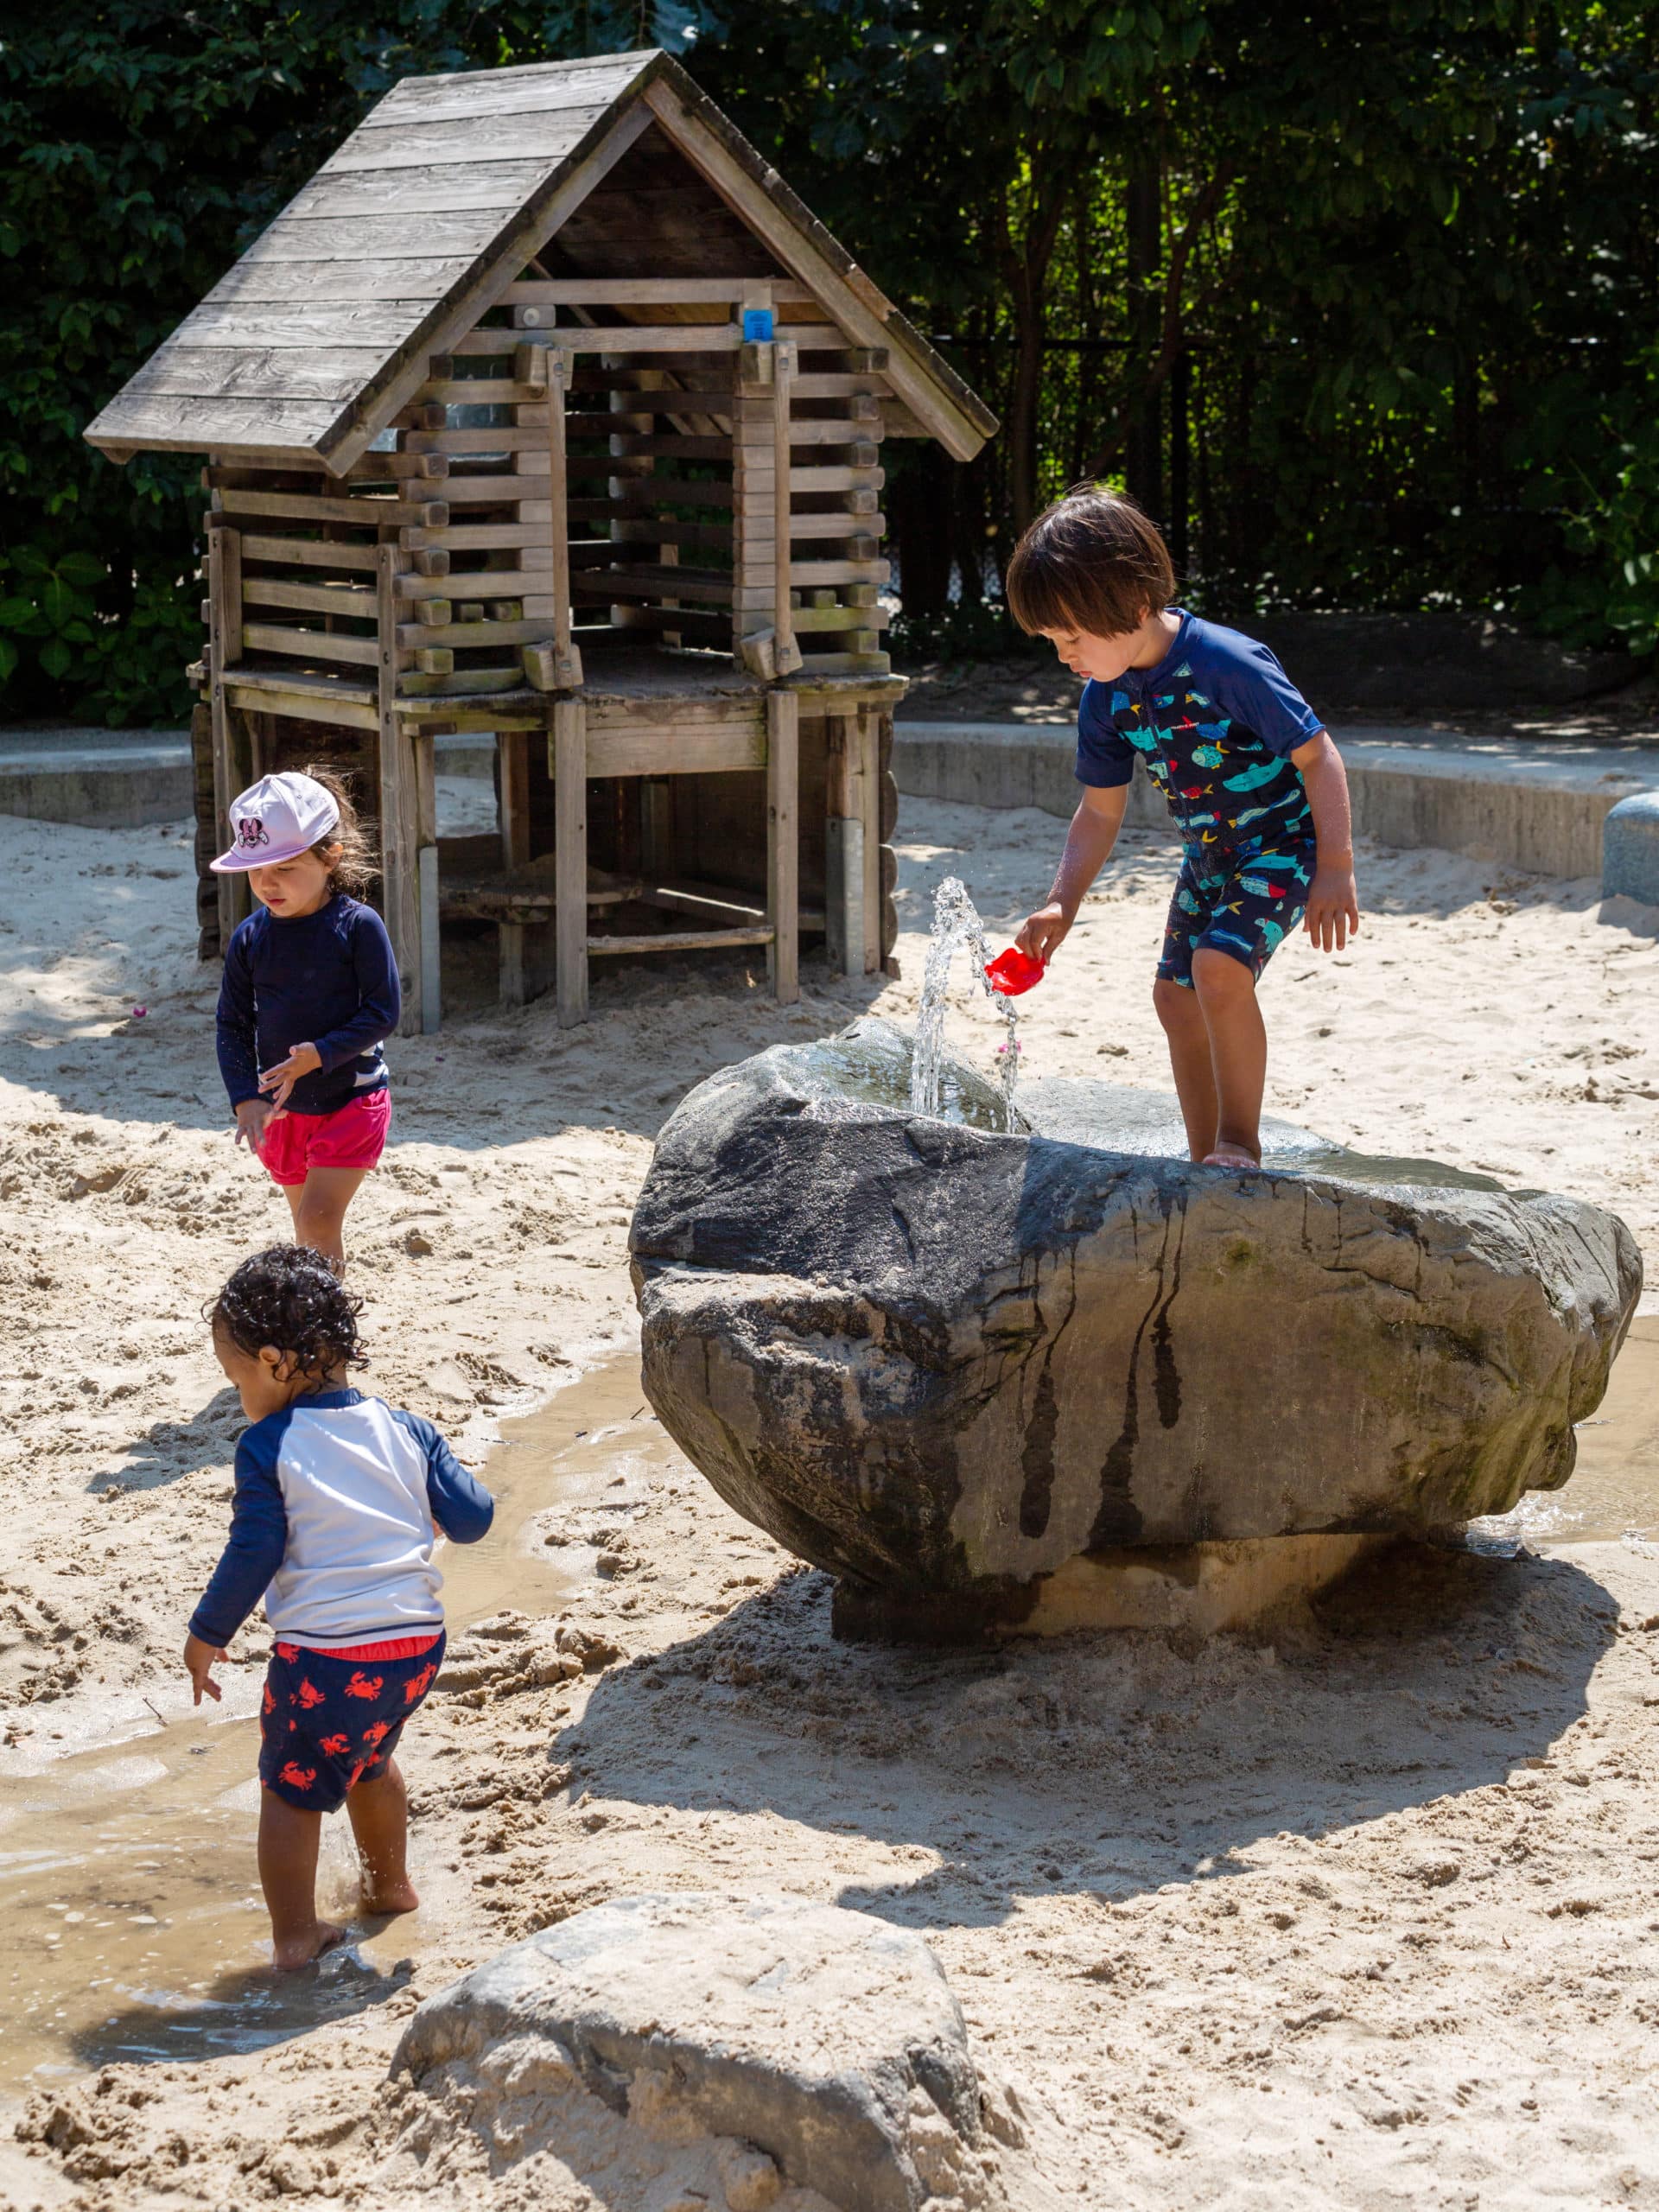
top-left (0, 730), bottom-right (192, 830)
top-left (891, 720), bottom-right (1659, 885)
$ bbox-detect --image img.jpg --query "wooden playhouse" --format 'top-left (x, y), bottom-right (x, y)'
top-left (84, 49), bottom-right (996, 1030)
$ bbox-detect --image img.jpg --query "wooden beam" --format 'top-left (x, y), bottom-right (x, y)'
top-left (553, 697), bottom-right (588, 1027)
top-left (226, 681), bottom-right (379, 733)
top-left (216, 486), bottom-right (446, 530)
top-left (498, 728), bottom-right (532, 1007)
top-left (242, 621), bottom-right (379, 667)
top-left (545, 347), bottom-right (581, 689)
top-left (588, 927), bottom-right (772, 954)
top-left (766, 688), bottom-right (799, 1004)
top-left (376, 545), bottom-right (421, 1035)
top-left (414, 728), bottom-right (441, 1033)
top-left (208, 521), bottom-right (244, 673)
top-left (861, 706), bottom-right (882, 974)
top-left (581, 723), bottom-right (766, 779)
top-left (770, 340), bottom-right (804, 677)
top-left (243, 575), bottom-right (376, 619)
top-left (240, 533), bottom-right (381, 573)
top-left (503, 277), bottom-right (818, 307)
top-left (823, 712), bottom-right (864, 978)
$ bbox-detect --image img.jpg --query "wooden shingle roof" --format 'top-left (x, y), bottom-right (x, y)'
top-left (85, 51), bottom-right (996, 473)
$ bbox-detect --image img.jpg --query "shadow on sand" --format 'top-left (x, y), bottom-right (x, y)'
top-left (86, 1388), bottom-right (244, 1494)
top-left (561, 1538), bottom-right (1617, 1934)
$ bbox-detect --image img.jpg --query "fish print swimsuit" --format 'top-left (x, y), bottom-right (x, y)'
top-left (1075, 609), bottom-right (1325, 986)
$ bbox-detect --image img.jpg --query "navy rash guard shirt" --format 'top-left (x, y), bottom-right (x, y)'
top-left (1077, 608), bottom-right (1324, 848)
top-left (188, 1389), bottom-right (494, 1650)
top-left (216, 894), bottom-right (400, 1117)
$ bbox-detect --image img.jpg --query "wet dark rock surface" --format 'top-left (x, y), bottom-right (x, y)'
top-left (630, 1020), bottom-right (1642, 1610)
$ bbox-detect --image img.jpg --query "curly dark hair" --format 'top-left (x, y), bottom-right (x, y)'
top-left (207, 1245), bottom-right (369, 1379)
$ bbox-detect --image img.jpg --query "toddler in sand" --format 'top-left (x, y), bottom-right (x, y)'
top-left (213, 766), bottom-right (399, 1272)
top-left (1011, 488), bottom-right (1359, 1167)
top-left (183, 1245), bottom-right (493, 1969)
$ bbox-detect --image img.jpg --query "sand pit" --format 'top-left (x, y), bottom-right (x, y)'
top-left (2, 795), bottom-right (1658, 2209)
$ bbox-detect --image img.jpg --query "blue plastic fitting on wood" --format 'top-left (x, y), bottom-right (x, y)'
top-left (741, 308), bottom-right (774, 341)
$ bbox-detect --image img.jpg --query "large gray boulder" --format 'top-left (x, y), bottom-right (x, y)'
top-left (391, 1891), bottom-right (1029, 2211)
top-left (629, 1020), bottom-right (1641, 1619)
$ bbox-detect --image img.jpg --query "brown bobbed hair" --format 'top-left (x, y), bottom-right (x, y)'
top-left (1004, 485), bottom-right (1177, 639)
top-left (302, 763), bottom-right (378, 896)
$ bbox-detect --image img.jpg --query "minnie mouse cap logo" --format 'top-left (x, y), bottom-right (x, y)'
top-left (210, 771), bottom-right (341, 876)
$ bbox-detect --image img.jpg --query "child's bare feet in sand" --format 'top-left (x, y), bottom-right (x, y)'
top-left (271, 1918), bottom-right (347, 1973)
top-left (359, 1874), bottom-right (419, 1917)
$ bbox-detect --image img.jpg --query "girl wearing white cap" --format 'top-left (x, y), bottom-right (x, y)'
top-left (212, 768), bottom-right (400, 1271)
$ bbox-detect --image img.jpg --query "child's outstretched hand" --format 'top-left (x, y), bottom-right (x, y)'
top-left (234, 1097), bottom-right (279, 1155)
top-left (1016, 901), bottom-right (1071, 963)
top-left (183, 1632), bottom-right (226, 1705)
top-left (1302, 860), bottom-right (1360, 953)
top-left (259, 1041), bottom-right (321, 1109)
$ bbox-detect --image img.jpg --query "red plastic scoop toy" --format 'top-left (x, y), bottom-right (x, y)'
top-left (984, 946), bottom-right (1046, 996)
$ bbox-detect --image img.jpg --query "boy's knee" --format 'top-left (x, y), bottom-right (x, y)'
top-left (1153, 975), bottom-right (1197, 1026)
top-left (1192, 945), bottom-right (1255, 998)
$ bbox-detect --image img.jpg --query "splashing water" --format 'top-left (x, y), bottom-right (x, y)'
top-left (907, 875), bottom-right (1021, 1128)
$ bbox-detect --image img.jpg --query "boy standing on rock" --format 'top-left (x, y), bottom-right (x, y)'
top-left (1011, 488), bottom-right (1359, 1168)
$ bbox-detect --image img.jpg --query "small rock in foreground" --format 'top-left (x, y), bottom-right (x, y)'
top-left (391, 1891), bottom-right (1050, 2210)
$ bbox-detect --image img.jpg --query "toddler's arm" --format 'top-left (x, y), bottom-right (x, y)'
top-left (1016, 784), bottom-right (1130, 963)
top-left (215, 929), bottom-right (268, 1146)
top-left (310, 905), bottom-right (403, 1074)
top-left (1290, 732), bottom-right (1359, 951)
top-left (392, 1409), bottom-right (496, 1543)
top-left (186, 1439), bottom-right (288, 1694)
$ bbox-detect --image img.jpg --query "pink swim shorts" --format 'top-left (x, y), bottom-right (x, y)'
top-left (259, 1091), bottom-right (391, 1186)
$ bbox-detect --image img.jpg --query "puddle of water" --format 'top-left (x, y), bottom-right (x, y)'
top-left (1471, 1318), bottom-right (1659, 1549)
top-left (0, 1353), bottom-right (672, 2096)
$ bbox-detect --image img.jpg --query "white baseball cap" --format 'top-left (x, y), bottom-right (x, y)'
top-left (211, 772), bottom-right (341, 873)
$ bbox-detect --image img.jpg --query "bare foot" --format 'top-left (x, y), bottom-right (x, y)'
top-left (271, 1919), bottom-right (347, 1972)
top-left (1202, 1144), bottom-right (1262, 1172)
top-left (360, 1877), bottom-right (419, 1916)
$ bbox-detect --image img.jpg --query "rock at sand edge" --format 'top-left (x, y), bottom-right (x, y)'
top-left (629, 1019), bottom-right (1642, 1605)
top-left (392, 1891), bottom-right (1010, 2212)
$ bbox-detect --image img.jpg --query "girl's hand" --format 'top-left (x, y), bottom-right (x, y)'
top-left (258, 1041), bottom-right (321, 1109)
top-left (234, 1097), bottom-right (278, 1154)
top-left (1016, 902), bottom-right (1072, 963)
top-left (184, 1633), bottom-right (226, 1705)
top-left (1303, 861), bottom-right (1360, 953)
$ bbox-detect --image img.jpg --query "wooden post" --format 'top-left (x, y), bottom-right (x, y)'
top-left (546, 346), bottom-right (582, 689)
top-left (414, 729), bottom-right (441, 1034)
top-left (823, 711), bottom-right (864, 978)
top-left (766, 688), bottom-right (799, 1003)
top-left (859, 705), bottom-right (882, 975)
top-left (772, 340), bottom-right (802, 677)
top-left (641, 778), bottom-right (672, 885)
top-left (553, 697), bottom-right (588, 1027)
top-left (211, 522), bottom-right (243, 670)
top-left (375, 544), bottom-right (421, 1035)
top-left (498, 730), bottom-right (532, 1007)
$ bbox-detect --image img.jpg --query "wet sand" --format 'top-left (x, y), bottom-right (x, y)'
top-left (2, 798), bottom-right (1657, 2208)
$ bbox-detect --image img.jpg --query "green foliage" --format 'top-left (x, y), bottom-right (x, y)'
top-left (2, 0), bottom-right (1655, 721)
top-left (1514, 344), bottom-right (1659, 653)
